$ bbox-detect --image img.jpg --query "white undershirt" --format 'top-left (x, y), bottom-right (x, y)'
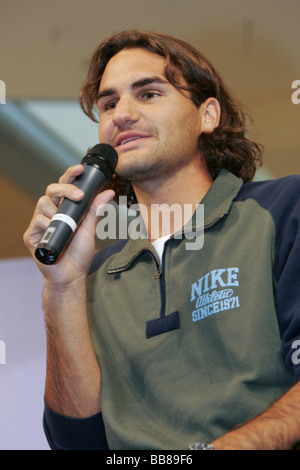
top-left (151, 234), bottom-right (171, 265)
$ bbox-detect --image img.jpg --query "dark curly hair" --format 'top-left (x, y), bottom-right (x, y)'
top-left (79, 30), bottom-right (263, 206)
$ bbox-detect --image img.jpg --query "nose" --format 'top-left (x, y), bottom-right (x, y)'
top-left (112, 96), bottom-right (140, 129)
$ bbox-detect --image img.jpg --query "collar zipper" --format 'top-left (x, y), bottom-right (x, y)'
top-left (107, 213), bottom-right (227, 275)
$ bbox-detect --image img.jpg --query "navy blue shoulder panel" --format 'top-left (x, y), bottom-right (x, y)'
top-left (234, 175), bottom-right (300, 275)
top-left (234, 174), bottom-right (300, 216)
top-left (88, 239), bottom-right (129, 276)
top-left (234, 174), bottom-right (300, 379)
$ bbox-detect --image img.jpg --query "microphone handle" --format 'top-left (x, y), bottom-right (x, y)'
top-left (57, 164), bottom-right (107, 221)
top-left (35, 164), bottom-right (107, 265)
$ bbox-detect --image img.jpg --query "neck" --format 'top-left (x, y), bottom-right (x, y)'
top-left (132, 160), bottom-right (212, 241)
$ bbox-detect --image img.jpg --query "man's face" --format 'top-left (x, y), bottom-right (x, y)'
top-left (97, 48), bottom-right (205, 183)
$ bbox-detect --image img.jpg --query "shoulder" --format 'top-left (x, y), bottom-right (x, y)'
top-left (88, 239), bottom-right (129, 276)
top-left (234, 174), bottom-right (300, 224)
top-left (235, 174), bottom-right (300, 206)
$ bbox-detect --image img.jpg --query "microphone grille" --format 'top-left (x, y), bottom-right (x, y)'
top-left (85, 143), bottom-right (118, 170)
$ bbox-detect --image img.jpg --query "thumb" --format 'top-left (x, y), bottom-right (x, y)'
top-left (93, 189), bottom-right (116, 216)
top-left (83, 189), bottom-right (116, 230)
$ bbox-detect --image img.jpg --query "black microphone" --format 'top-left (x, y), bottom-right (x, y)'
top-left (35, 143), bottom-right (118, 265)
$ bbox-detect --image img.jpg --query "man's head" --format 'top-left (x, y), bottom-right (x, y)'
top-left (96, 47), bottom-right (220, 190)
top-left (79, 30), bottom-right (263, 205)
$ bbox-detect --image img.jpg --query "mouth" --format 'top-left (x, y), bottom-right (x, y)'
top-left (115, 133), bottom-right (151, 148)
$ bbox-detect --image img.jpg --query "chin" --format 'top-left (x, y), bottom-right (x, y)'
top-left (116, 159), bottom-right (159, 181)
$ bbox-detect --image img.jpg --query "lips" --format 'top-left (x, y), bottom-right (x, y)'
top-left (115, 132), bottom-right (151, 147)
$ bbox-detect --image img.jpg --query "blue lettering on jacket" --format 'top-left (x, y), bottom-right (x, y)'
top-left (190, 267), bottom-right (240, 322)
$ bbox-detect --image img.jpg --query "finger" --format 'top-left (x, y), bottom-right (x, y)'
top-left (33, 195), bottom-right (59, 219)
top-left (58, 164), bottom-right (84, 185)
top-left (46, 165), bottom-right (85, 206)
top-left (23, 213), bottom-right (53, 252)
top-left (45, 182), bottom-right (84, 207)
top-left (83, 190), bottom-right (115, 231)
top-left (92, 189), bottom-right (116, 215)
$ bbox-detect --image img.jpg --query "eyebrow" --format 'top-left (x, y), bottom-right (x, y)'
top-left (97, 76), bottom-right (169, 101)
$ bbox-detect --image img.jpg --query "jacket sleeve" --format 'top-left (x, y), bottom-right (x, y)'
top-left (42, 244), bottom-right (130, 450)
top-left (43, 401), bottom-right (109, 450)
top-left (273, 176), bottom-right (300, 380)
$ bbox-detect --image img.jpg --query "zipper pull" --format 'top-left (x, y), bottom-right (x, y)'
top-left (153, 266), bottom-right (162, 279)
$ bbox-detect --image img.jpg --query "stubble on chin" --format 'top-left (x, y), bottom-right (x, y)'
top-left (116, 157), bottom-right (166, 183)
top-left (117, 148), bottom-right (199, 186)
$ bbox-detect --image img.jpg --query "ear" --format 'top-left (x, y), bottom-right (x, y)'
top-left (199, 97), bottom-right (221, 133)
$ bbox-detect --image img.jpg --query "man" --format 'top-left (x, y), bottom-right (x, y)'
top-left (23, 30), bottom-right (300, 450)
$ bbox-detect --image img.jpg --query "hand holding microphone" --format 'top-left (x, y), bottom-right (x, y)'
top-left (34, 143), bottom-right (118, 265)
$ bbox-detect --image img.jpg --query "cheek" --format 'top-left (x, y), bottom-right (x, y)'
top-left (98, 120), bottom-right (110, 142)
top-left (162, 107), bottom-right (200, 141)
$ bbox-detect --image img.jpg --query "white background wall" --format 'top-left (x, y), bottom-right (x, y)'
top-left (0, 257), bottom-right (49, 450)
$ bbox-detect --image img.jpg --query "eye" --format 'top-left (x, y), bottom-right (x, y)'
top-left (98, 97), bottom-right (119, 113)
top-left (140, 90), bottom-right (161, 101)
top-left (102, 98), bottom-right (118, 111)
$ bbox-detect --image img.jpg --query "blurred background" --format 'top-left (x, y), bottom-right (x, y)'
top-left (0, 0), bottom-right (299, 450)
